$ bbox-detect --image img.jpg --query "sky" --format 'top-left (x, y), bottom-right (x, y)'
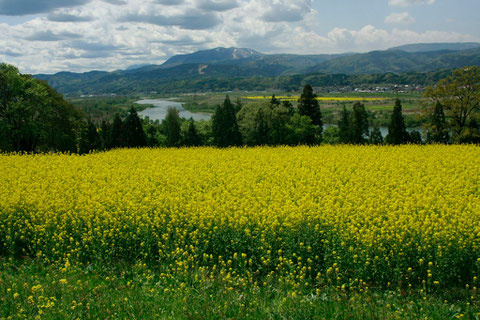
top-left (0, 0), bottom-right (479, 74)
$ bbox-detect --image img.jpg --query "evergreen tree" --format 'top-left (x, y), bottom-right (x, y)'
top-left (386, 98), bottom-right (409, 145)
top-left (123, 107), bottom-right (146, 148)
top-left (109, 113), bottom-right (124, 149)
top-left (351, 102), bottom-right (369, 144)
top-left (427, 101), bottom-right (449, 144)
top-left (164, 107), bottom-right (181, 147)
top-left (338, 105), bottom-right (352, 143)
top-left (298, 84), bottom-right (323, 129)
top-left (183, 119), bottom-right (201, 147)
top-left (369, 127), bottom-right (384, 145)
top-left (212, 96), bottom-right (242, 147)
top-left (252, 108), bottom-right (270, 145)
top-left (79, 120), bottom-right (101, 154)
top-left (270, 95), bottom-right (281, 108)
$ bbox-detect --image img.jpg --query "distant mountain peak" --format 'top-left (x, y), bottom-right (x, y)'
top-left (162, 47), bottom-right (263, 66)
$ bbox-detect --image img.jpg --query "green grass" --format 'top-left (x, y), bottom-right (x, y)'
top-left (1, 259), bottom-right (479, 319)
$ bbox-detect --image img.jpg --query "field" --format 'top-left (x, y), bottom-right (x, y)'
top-left (1, 146), bottom-right (480, 318)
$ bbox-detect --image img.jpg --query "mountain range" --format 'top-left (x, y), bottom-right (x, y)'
top-left (35, 43), bottom-right (480, 95)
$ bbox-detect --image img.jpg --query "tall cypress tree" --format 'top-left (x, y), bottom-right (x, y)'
top-left (164, 107), bottom-right (181, 147)
top-left (109, 113), bottom-right (124, 149)
top-left (351, 102), bottom-right (369, 144)
top-left (212, 96), bottom-right (242, 147)
top-left (183, 118), bottom-right (201, 147)
top-left (123, 106), bottom-right (146, 147)
top-left (386, 98), bottom-right (409, 145)
top-left (338, 105), bottom-right (352, 143)
top-left (298, 85), bottom-right (322, 129)
top-left (427, 101), bottom-right (449, 144)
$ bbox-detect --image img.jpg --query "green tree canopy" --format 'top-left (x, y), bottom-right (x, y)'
top-left (298, 84), bottom-right (323, 129)
top-left (386, 98), bottom-right (409, 145)
top-left (212, 96), bottom-right (242, 147)
top-left (0, 63), bottom-right (83, 152)
top-left (424, 66), bottom-right (480, 142)
top-left (164, 107), bottom-right (181, 147)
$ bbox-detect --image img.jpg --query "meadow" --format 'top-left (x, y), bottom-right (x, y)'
top-left (1, 146), bottom-right (479, 319)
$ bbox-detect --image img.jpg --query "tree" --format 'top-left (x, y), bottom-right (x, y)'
top-left (386, 98), bottom-right (409, 145)
top-left (286, 114), bottom-right (319, 145)
top-left (123, 106), bottom-right (146, 148)
top-left (212, 96), bottom-right (242, 147)
top-left (164, 107), bottom-right (181, 147)
top-left (252, 108), bottom-right (270, 145)
top-left (109, 113), bottom-right (124, 149)
top-left (0, 63), bottom-right (83, 152)
top-left (426, 101), bottom-right (449, 144)
top-left (183, 118), bottom-right (201, 147)
top-left (79, 119), bottom-right (101, 154)
top-left (351, 102), bottom-right (369, 144)
top-left (424, 66), bottom-right (480, 142)
top-left (338, 105), bottom-right (352, 143)
top-left (298, 84), bottom-right (322, 130)
top-left (369, 127), bottom-right (384, 145)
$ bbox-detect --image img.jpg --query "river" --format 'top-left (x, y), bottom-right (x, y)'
top-left (137, 99), bottom-right (211, 122)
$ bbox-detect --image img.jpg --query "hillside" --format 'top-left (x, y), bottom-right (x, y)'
top-left (35, 44), bottom-right (480, 95)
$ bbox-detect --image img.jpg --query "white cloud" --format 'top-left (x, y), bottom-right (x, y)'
top-left (0, 0), bottom-right (477, 74)
top-left (388, 0), bottom-right (435, 7)
top-left (385, 12), bottom-right (415, 24)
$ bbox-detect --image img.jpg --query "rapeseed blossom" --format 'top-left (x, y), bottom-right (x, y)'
top-left (0, 145), bottom-right (479, 290)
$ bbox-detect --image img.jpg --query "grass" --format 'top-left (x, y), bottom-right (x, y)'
top-left (1, 258), bottom-right (478, 319)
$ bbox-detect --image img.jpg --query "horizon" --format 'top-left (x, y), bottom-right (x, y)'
top-left (1, 0), bottom-right (479, 74)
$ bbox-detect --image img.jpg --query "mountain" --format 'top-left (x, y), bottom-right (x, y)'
top-left (307, 48), bottom-right (480, 74)
top-left (388, 42), bottom-right (480, 53)
top-left (162, 47), bottom-right (263, 66)
top-left (35, 43), bottom-right (480, 95)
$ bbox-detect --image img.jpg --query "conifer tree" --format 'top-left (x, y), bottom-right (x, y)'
top-left (212, 95), bottom-right (242, 147)
top-left (123, 106), bottom-right (146, 147)
top-left (183, 118), bottom-right (201, 147)
top-left (338, 105), bottom-right (352, 143)
top-left (386, 98), bottom-right (409, 145)
top-left (351, 102), bottom-right (369, 144)
top-left (298, 84), bottom-right (322, 129)
top-left (164, 107), bottom-right (181, 147)
top-left (109, 113), bottom-right (124, 148)
top-left (427, 101), bottom-right (449, 144)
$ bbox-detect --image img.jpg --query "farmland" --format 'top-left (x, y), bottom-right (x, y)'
top-left (1, 146), bottom-right (480, 318)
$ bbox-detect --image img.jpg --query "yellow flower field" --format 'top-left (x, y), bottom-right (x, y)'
top-left (1, 146), bottom-right (479, 290)
top-left (245, 96), bottom-right (384, 101)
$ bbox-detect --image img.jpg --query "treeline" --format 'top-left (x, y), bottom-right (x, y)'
top-left (1, 64), bottom-right (479, 154)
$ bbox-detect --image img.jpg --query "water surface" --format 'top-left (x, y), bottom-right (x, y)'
top-left (137, 99), bottom-right (211, 122)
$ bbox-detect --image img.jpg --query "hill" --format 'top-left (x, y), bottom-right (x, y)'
top-left (35, 43), bottom-right (480, 95)
top-left (388, 42), bottom-right (480, 53)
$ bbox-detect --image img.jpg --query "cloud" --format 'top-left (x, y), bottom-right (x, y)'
top-left (24, 30), bottom-right (84, 41)
top-left (262, 0), bottom-right (312, 22)
top-left (102, 0), bottom-right (127, 4)
top-left (47, 12), bottom-right (95, 22)
top-left (0, 49), bottom-right (22, 57)
top-left (153, 0), bottom-right (184, 5)
top-left (119, 10), bottom-right (221, 30)
top-left (388, 0), bottom-right (435, 7)
top-left (0, 0), bottom-right (91, 16)
top-left (385, 12), bottom-right (415, 24)
top-left (196, 0), bottom-right (239, 12)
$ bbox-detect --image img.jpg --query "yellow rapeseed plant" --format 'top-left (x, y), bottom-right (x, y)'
top-left (0, 146), bottom-right (479, 289)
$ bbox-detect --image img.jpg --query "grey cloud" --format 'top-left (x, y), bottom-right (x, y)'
top-left (0, 49), bottom-right (23, 57)
top-left (120, 10), bottom-right (221, 30)
top-left (68, 40), bottom-right (125, 52)
top-left (102, 0), bottom-right (127, 4)
top-left (24, 30), bottom-right (83, 41)
top-left (196, 0), bottom-right (239, 12)
top-left (0, 0), bottom-right (91, 16)
top-left (262, 1), bottom-right (311, 23)
top-left (160, 36), bottom-right (210, 46)
top-left (47, 12), bottom-right (95, 22)
top-left (153, 0), bottom-right (184, 5)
